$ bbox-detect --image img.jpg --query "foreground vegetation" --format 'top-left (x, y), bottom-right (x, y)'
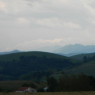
top-left (0, 92), bottom-right (95, 95)
top-left (46, 73), bottom-right (95, 92)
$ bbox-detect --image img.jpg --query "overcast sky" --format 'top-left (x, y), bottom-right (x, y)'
top-left (0, 0), bottom-right (95, 52)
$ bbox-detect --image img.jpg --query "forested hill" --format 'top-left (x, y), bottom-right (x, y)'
top-left (0, 51), bottom-right (68, 62)
top-left (0, 51), bottom-right (81, 81)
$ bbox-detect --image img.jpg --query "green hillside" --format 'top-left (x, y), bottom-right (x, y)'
top-left (71, 53), bottom-right (95, 60)
top-left (67, 57), bottom-right (95, 77)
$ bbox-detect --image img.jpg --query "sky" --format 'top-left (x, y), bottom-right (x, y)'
top-left (0, 0), bottom-right (95, 52)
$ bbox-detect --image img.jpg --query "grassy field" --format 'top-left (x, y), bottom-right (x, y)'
top-left (0, 92), bottom-right (95, 95)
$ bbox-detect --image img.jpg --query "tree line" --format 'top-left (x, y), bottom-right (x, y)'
top-left (47, 73), bottom-right (95, 91)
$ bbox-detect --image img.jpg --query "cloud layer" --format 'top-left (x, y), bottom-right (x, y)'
top-left (0, 0), bottom-right (95, 51)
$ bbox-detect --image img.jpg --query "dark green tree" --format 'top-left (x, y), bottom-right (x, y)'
top-left (46, 77), bottom-right (58, 92)
top-left (83, 56), bottom-right (88, 63)
top-left (21, 83), bottom-right (28, 87)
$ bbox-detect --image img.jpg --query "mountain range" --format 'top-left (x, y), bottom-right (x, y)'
top-left (1, 44), bottom-right (95, 56)
top-left (53, 44), bottom-right (95, 56)
top-left (0, 50), bottom-right (20, 55)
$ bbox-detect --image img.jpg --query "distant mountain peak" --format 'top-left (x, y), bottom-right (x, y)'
top-left (11, 50), bottom-right (20, 52)
top-left (0, 50), bottom-right (20, 55)
top-left (53, 44), bottom-right (95, 55)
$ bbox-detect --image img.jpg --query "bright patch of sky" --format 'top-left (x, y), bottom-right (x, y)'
top-left (0, 0), bottom-right (95, 51)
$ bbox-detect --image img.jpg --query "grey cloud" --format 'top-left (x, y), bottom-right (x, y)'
top-left (89, 1), bottom-right (95, 8)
